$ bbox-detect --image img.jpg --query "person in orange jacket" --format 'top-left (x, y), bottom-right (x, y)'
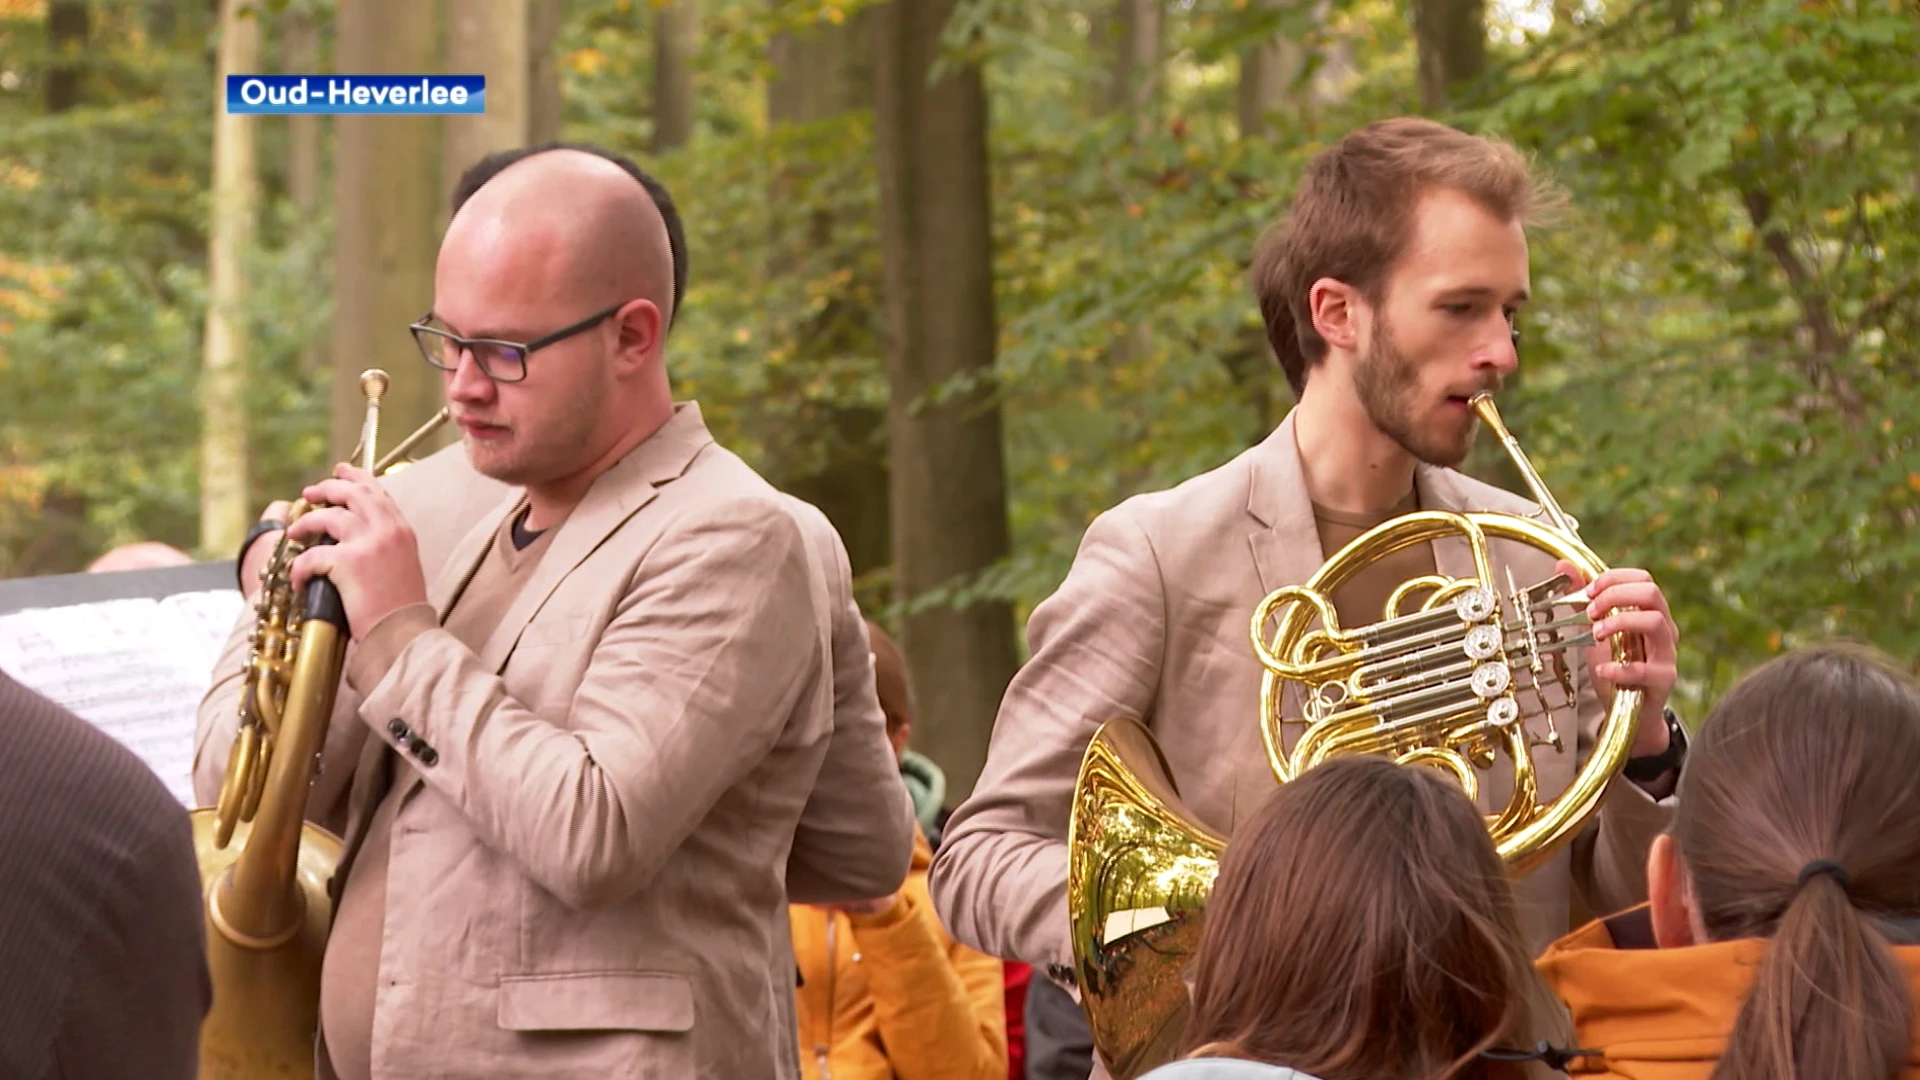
top-left (790, 621), bottom-right (1007, 1080)
top-left (1537, 643), bottom-right (1920, 1079)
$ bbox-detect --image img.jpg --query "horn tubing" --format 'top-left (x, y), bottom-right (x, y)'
top-left (1469, 393), bottom-right (1581, 539)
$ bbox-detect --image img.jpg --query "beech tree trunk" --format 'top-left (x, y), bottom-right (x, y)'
top-left (330, 0), bottom-right (443, 461)
top-left (46, 1), bottom-right (88, 113)
top-left (200, 0), bottom-right (262, 555)
top-left (528, 0), bottom-right (566, 144)
top-left (651, 0), bottom-right (696, 152)
top-left (766, 10), bottom-right (890, 582)
top-left (444, 0), bottom-right (530, 222)
top-left (872, 0), bottom-right (1018, 798)
top-left (1413, 0), bottom-right (1488, 111)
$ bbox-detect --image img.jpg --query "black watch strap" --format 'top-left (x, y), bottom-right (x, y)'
top-left (1624, 707), bottom-right (1687, 784)
top-left (235, 518), bottom-right (286, 591)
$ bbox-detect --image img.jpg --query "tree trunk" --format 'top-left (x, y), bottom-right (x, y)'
top-left (331, 0), bottom-right (445, 462)
top-left (1102, 0), bottom-right (1160, 456)
top-left (528, 0), bottom-right (566, 144)
top-left (766, 10), bottom-right (890, 582)
top-left (201, 0), bottom-right (261, 557)
top-left (46, 1), bottom-right (88, 113)
top-left (1413, 0), bottom-right (1487, 111)
top-left (651, 0), bottom-right (696, 152)
top-left (283, 4), bottom-right (325, 376)
top-left (444, 0), bottom-right (530, 223)
top-left (284, 7), bottom-right (322, 212)
top-left (1230, 0), bottom-right (1296, 441)
top-left (1108, 0), bottom-right (1162, 135)
top-left (1231, 0), bottom-right (1351, 441)
top-left (872, 0), bottom-right (1017, 798)
top-left (768, 9), bottom-right (870, 123)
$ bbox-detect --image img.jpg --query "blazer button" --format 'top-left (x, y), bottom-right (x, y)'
top-left (412, 743), bottom-right (439, 767)
top-left (388, 718), bottom-right (412, 745)
top-left (1046, 962), bottom-right (1078, 988)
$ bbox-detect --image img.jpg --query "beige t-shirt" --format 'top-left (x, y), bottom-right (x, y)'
top-left (1309, 488), bottom-right (1437, 634)
top-left (319, 504), bottom-right (558, 1080)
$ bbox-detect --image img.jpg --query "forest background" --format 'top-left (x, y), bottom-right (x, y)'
top-left (1, 0), bottom-right (1914, 795)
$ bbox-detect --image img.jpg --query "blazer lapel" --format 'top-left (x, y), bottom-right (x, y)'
top-left (1245, 410), bottom-right (1328, 595)
top-left (475, 403), bottom-right (715, 675)
top-left (389, 405), bottom-right (716, 811)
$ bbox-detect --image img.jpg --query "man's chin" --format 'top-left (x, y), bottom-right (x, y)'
top-left (463, 442), bottom-right (528, 485)
top-left (1406, 430), bottom-right (1475, 470)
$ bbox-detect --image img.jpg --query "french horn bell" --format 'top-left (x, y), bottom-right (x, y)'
top-left (1066, 394), bottom-right (1644, 1079)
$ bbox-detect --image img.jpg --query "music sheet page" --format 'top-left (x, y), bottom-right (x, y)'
top-left (0, 590), bottom-right (246, 806)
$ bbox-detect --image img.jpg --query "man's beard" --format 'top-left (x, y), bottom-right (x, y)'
top-left (1353, 315), bottom-right (1487, 469)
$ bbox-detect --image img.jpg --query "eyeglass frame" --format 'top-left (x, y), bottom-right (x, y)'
top-left (408, 301), bottom-right (633, 384)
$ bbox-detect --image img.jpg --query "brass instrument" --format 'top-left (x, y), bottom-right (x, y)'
top-left (191, 371), bottom-right (448, 1079)
top-left (1067, 394), bottom-right (1644, 1079)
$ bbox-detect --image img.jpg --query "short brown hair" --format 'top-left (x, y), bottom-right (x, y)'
top-left (865, 619), bottom-right (914, 740)
top-left (1672, 644), bottom-right (1920, 1080)
top-left (1184, 756), bottom-right (1549, 1080)
top-left (1250, 117), bottom-right (1561, 396)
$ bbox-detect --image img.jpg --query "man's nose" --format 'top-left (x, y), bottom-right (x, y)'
top-left (444, 347), bottom-right (495, 401)
top-left (1474, 323), bottom-right (1520, 377)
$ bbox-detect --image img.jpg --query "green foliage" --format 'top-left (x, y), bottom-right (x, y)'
top-left (0, 2), bottom-right (329, 574)
top-left (1471, 0), bottom-right (1920, 702)
top-left (2, 0), bottom-right (1912, 714)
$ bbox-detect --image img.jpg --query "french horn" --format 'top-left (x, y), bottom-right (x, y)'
top-left (1066, 393), bottom-right (1644, 1079)
top-left (191, 371), bottom-right (448, 1079)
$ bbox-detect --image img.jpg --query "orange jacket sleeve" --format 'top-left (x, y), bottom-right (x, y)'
top-left (847, 869), bottom-right (1007, 1080)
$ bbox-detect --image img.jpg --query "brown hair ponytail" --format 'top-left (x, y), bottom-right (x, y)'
top-left (1673, 644), bottom-right (1920, 1080)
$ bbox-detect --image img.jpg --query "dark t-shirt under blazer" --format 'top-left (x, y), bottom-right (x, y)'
top-left (0, 671), bottom-right (211, 1080)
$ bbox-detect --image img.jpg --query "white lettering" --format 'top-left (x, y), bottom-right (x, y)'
top-left (240, 78), bottom-right (267, 106)
top-left (430, 85), bottom-right (448, 105)
top-left (352, 85), bottom-right (370, 106)
top-left (328, 79), bottom-right (351, 104)
top-left (451, 87), bottom-right (468, 105)
top-left (289, 79), bottom-right (308, 106)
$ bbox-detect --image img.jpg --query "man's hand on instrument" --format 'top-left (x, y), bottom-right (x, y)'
top-left (287, 464), bottom-right (429, 639)
top-left (1555, 560), bottom-right (1679, 757)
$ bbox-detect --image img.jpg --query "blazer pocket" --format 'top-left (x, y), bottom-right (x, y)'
top-left (497, 971), bottom-right (694, 1034)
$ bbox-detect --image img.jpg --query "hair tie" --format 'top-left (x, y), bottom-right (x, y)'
top-left (1482, 1040), bottom-right (1595, 1071)
top-left (1796, 859), bottom-right (1851, 892)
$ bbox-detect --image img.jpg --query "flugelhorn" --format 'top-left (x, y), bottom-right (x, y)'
top-left (190, 371), bottom-right (448, 1079)
top-left (1066, 393), bottom-right (1643, 1078)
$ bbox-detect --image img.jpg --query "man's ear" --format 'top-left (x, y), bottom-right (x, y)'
top-left (1647, 833), bottom-right (1697, 948)
top-left (1307, 277), bottom-right (1364, 355)
top-left (614, 300), bottom-right (664, 374)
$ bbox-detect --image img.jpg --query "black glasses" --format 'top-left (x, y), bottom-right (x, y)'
top-left (409, 303), bottom-right (626, 384)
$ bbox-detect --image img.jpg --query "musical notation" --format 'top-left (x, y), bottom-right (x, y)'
top-left (0, 590), bottom-right (246, 806)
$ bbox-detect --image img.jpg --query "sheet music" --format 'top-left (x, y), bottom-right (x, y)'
top-left (0, 589), bottom-right (245, 806)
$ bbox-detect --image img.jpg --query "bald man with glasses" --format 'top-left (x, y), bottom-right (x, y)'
top-left (197, 145), bottom-right (913, 1079)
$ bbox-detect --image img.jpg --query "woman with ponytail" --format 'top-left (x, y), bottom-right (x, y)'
top-left (1537, 644), bottom-right (1920, 1079)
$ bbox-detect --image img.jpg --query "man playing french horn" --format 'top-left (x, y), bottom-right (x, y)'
top-left (928, 118), bottom-right (1687, 1078)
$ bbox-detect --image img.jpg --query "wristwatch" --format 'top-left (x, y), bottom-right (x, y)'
top-left (1624, 707), bottom-right (1688, 784)
top-left (234, 517), bottom-right (286, 591)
